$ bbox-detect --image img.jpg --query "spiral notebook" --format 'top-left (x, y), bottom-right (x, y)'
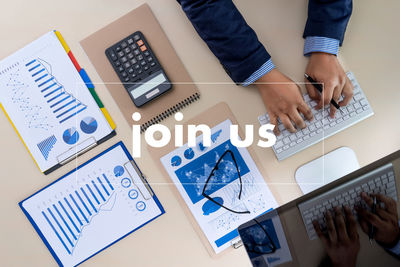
top-left (80, 4), bottom-right (200, 132)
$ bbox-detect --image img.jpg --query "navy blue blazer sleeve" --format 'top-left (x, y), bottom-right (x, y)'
top-left (304, 0), bottom-right (353, 45)
top-left (177, 0), bottom-right (270, 84)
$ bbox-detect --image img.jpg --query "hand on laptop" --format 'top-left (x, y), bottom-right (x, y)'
top-left (256, 69), bottom-right (314, 135)
top-left (305, 52), bottom-right (354, 118)
top-left (355, 193), bottom-right (400, 247)
top-left (313, 206), bottom-right (360, 267)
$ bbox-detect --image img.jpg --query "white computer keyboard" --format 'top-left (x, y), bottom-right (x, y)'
top-left (258, 72), bottom-right (374, 161)
top-left (298, 163), bottom-right (397, 240)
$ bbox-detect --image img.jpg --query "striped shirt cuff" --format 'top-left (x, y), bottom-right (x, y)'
top-left (242, 59), bottom-right (275, 86)
top-left (304, 36), bottom-right (339, 56)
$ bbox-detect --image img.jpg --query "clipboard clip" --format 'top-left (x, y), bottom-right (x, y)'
top-left (231, 237), bottom-right (243, 249)
top-left (124, 160), bottom-right (154, 200)
top-left (57, 137), bottom-right (97, 165)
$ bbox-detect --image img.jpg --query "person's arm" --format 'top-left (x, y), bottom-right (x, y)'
top-left (303, 0), bottom-right (354, 117)
top-left (177, 0), bottom-right (273, 84)
top-left (177, 0), bottom-right (313, 134)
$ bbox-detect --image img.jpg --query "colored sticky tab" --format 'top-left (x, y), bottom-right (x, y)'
top-left (68, 51), bottom-right (81, 72)
top-left (54, 30), bottom-right (70, 53)
top-left (79, 69), bottom-right (94, 89)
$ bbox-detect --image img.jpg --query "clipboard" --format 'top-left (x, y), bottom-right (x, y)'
top-left (19, 141), bottom-right (164, 267)
top-left (147, 102), bottom-right (283, 257)
top-left (0, 31), bottom-right (116, 174)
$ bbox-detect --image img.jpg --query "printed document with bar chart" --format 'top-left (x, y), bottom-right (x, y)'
top-left (0, 31), bottom-right (114, 173)
top-left (19, 142), bottom-right (164, 267)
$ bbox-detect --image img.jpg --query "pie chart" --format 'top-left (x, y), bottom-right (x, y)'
top-left (171, 155), bottom-right (182, 167)
top-left (80, 116), bottom-right (98, 134)
top-left (62, 127), bottom-right (79, 145)
top-left (184, 148), bottom-right (195, 160)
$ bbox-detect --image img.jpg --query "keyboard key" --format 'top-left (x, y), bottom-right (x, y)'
top-left (360, 99), bottom-right (368, 106)
top-left (118, 51), bottom-right (124, 57)
top-left (275, 141), bottom-right (283, 148)
top-left (128, 53), bottom-right (134, 59)
top-left (140, 45), bottom-right (147, 52)
top-left (109, 52), bottom-right (118, 61)
top-left (283, 137), bottom-right (290, 144)
top-left (121, 56), bottom-right (128, 63)
top-left (127, 38), bottom-right (134, 45)
top-left (134, 49), bottom-right (140, 55)
top-left (121, 41), bottom-right (128, 48)
top-left (124, 62), bottom-right (131, 68)
top-left (137, 55), bottom-right (144, 61)
top-left (130, 58), bottom-right (137, 65)
top-left (115, 46), bottom-right (121, 52)
top-left (354, 93), bottom-right (362, 101)
top-left (121, 71), bottom-right (127, 78)
top-left (144, 51), bottom-right (150, 57)
top-left (137, 40), bottom-right (144, 46)
top-left (124, 47), bottom-right (131, 54)
top-left (133, 34), bottom-right (140, 41)
top-left (283, 145), bottom-right (289, 150)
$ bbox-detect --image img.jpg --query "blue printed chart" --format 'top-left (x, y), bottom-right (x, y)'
top-left (62, 127), bottom-right (79, 145)
top-left (20, 144), bottom-right (164, 266)
top-left (37, 135), bottom-right (57, 160)
top-left (80, 117), bottom-right (98, 134)
top-left (25, 58), bottom-right (87, 124)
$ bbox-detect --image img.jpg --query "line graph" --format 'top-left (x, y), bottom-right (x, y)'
top-left (25, 59), bottom-right (87, 124)
top-left (6, 70), bottom-right (52, 130)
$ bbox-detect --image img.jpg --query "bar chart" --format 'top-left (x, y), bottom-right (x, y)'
top-left (40, 174), bottom-right (115, 255)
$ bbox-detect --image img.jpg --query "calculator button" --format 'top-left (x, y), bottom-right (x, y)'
top-left (150, 62), bottom-right (156, 67)
top-left (133, 49), bottom-right (140, 56)
top-left (118, 66), bottom-right (124, 72)
top-left (144, 51), bottom-right (150, 57)
top-left (131, 73), bottom-right (137, 79)
top-left (115, 61), bottom-right (121, 67)
top-left (130, 58), bottom-right (137, 65)
top-left (137, 55), bottom-right (144, 61)
top-left (140, 45), bottom-right (147, 52)
top-left (124, 62), bottom-right (131, 68)
top-left (144, 65), bottom-right (149, 71)
top-left (117, 51), bottom-right (124, 57)
top-left (121, 71), bottom-right (128, 78)
top-left (124, 77), bottom-right (130, 82)
top-left (121, 41), bottom-right (128, 48)
top-left (130, 44), bottom-right (137, 50)
top-left (124, 47), bottom-right (131, 54)
top-left (115, 46), bottom-right (121, 52)
top-left (109, 52), bottom-right (118, 61)
top-left (147, 56), bottom-right (153, 62)
top-left (137, 40), bottom-right (144, 46)
top-left (127, 38), bottom-right (134, 45)
top-left (133, 34), bottom-right (140, 41)
top-left (121, 56), bottom-right (128, 63)
top-left (134, 64), bottom-right (140, 70)
top-left (137, 69), bottom-right (143, 74)
top-left (127, 53), bottom-right (134, 59)
top-left (128, 68), bottom-right (134, 74)
top-left (140, 60), bottom-right (146, 66)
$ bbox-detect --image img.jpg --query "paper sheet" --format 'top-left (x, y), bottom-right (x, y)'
top-left (20, 143), bottom-right (163, 267)
top-left (160, 119), bottom-right (278, 253)
top-left (0, 31), bottom-right (112, 172)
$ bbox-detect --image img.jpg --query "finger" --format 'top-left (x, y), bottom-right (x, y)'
top-left (289, 109), bottom-right (306, 129)
top-left (279, 113), bottom-right (296, 133)
top-left (339, 77), bottom-right (354, 107)
top-left (269, 113), bottom-right (280, 136)
top-left (344, 206), bottom-right (358, 239)
top-left (325, 210), bottom-right (337, 244)
top-left (329, 86), bottom-right (342, 118)
top-left (376, 207), bottom-right (393, 222)
top-left (298, 102), bottom-right (314, 121)
top-left (313, 220), bottom-right (329, 247)
top-left (375, 194), bottom-right (398, 215)
top-left (317, 81), bottom-right (335, 109)
top-left (334, 207), bottom-right (349, 242)
top-left (305, 80), bottom-right (320, 102)
top-left (361, 192), bottom-right (374, 207)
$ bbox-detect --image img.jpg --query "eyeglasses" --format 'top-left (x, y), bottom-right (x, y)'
top-left (243, 219), bottom-right (277, 255)
top-left (202, 149), bottom-right (250, 214)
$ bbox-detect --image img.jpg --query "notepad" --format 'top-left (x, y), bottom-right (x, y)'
top-left (19, 142), bottom-right (164, 267)
top-left (0, 31), bottom-right (115, 174)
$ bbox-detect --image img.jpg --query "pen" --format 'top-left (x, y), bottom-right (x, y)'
top-left (369, 195), bottom-right (377, 243)
top-left (304, 73), bottom-right (341, 110)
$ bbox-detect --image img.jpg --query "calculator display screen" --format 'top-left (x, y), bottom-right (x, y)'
top-left (131, 73), bottom-right (166, 99)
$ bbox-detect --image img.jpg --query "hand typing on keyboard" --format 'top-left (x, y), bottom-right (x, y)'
top-left (305, 53), bottom-right (354, 118)
top-left (256, 69), bottom-right (314, 135)
top-left (356, 193), bottom-right (400, 248)
top-left (313, 206), bottom-right (360, 267)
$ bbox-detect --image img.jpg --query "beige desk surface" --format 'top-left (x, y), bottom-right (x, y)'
top-left (1, 0), bottom-right (399, 266)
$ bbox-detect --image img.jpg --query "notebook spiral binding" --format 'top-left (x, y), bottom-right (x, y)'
top-left (140, 92), bottom-right (200, 132)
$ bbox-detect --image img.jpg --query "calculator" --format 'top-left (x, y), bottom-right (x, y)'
top-left (105, 31), bottom-right (172, 107)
